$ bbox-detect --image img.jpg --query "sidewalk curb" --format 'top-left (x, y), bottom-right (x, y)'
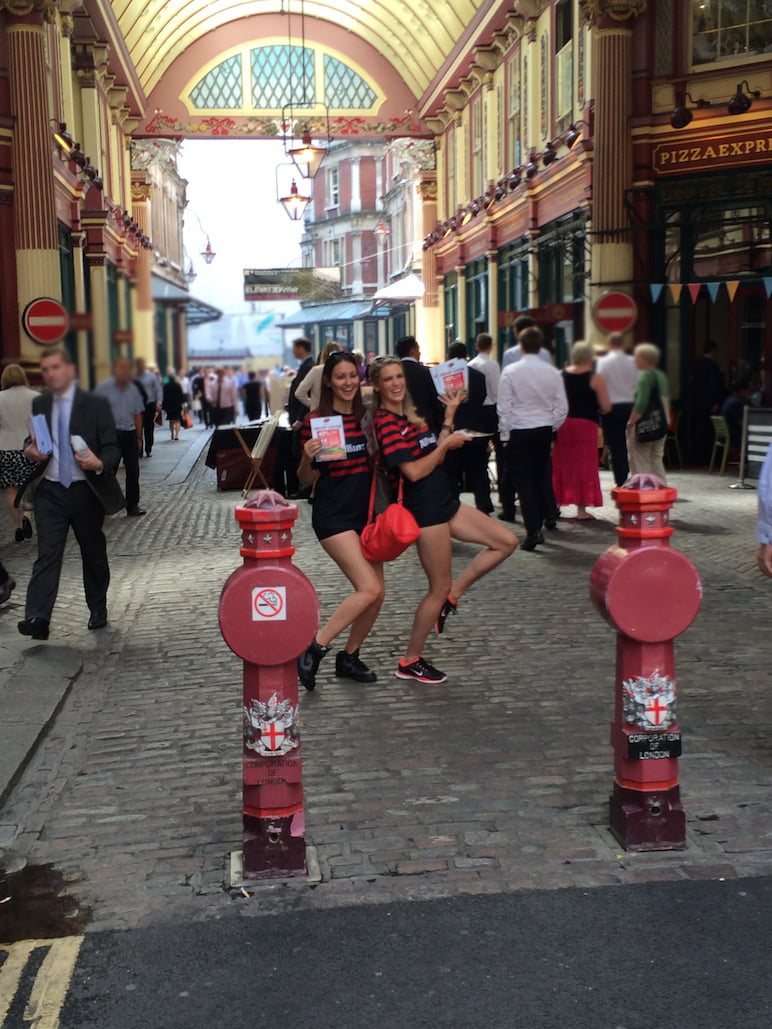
top-left (0, 643), bottom-right (83, 812)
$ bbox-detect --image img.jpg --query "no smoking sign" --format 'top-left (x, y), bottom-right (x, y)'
top-left (251, 586), bottom-right (287, 621)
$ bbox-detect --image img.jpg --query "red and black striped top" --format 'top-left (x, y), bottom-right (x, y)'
top-left (373, 408), bottom-right (437, 471)
top-left (301, 411), bottom-right (370, 479)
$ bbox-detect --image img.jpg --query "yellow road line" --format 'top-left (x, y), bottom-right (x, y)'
top-left (0, 941), bottom-right (36, 1024)
top-left (0, 936), bottom-right (84, 1029)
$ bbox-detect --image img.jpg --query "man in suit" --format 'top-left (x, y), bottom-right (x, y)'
top-left (285, 337), bottom-right (314, 497)
top-left (19, 345), bottom-right (123, 640)
top-left (443, 341), bottom-right (494, 513)
top-left (395, 335), bottom-right (442, 436)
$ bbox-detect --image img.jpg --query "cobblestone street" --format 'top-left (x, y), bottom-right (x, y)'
top-left (1, 425), bottom-right (771, 932)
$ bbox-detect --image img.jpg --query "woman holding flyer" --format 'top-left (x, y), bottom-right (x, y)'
top-left (296, 351), bottom-right (384, 691)
top-left (369, 358), bottom-right (518, 685)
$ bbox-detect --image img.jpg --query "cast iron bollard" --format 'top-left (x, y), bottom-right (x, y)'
top-left (590, 474), bottom-right (702, 851)
top-left (219, 490), bottom-right (319, 878)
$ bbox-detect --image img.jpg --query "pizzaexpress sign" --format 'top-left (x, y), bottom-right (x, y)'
top-left (653, 128), bottom-right (772, 175)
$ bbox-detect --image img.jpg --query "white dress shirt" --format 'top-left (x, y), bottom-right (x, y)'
top-left (758, 444), bottom-right (772, 544)
top-left (468, 352), bottom-right (501, 405)
top-left (596, 349), bottom-right (639, 405)
top-left (502, 344), bottom-right (553, 369)
top-left (497, 355), bottom-right (568, 441)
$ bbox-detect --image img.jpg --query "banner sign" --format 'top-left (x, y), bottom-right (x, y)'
top-left (653, 128), bottom-right (772, 176)
top-left (244, 267), bottom-right (341, 302)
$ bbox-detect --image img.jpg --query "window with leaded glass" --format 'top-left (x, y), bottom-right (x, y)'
top-left (692, 1), bottom-right (772, 66)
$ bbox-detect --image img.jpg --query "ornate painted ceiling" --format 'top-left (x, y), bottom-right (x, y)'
top-left (101, 0), bottom-right (522, 137)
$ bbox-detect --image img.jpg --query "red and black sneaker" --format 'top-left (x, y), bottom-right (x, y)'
top-left (395, 657), bottom-right (447, 684)
top-left (435, 596), bottom-right (458, 635)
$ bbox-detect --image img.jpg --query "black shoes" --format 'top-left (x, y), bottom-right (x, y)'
top-left (0, 578), bottom-right (16, 605)
top-left (88, 609), bottom-right (108, 630)
top-left (298, 639), bottom-right (330, 691)
top-left (18, 617), bottom-right (50, 640)
top-left (395, 657), bottom-right (447, 684)
top-left (126, 507), bottom-right (146, 517)
top-left (22, 516), bottom-right (33, 538)
top-left (335, 649), bottom-right (377, 683)
top-left (544, 519), bottom-right (558, 531)
top-left (499, 509), bottom-right (517, 522)
top-left (435, 596), bottom-right (458, 635)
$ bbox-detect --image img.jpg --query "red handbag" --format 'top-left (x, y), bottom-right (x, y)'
top-left (360, 470), bottom-right (420, 563)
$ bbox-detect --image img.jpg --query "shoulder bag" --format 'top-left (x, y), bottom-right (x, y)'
top-left (635, 375), bottom-right (668, 442)
top-left (360, 468), bottom-right (420, 563)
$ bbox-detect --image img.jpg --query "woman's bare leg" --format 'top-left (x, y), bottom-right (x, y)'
top-left (5, 486), bottom-right (21, 531)
top-left (447, 503), bottom-right (518, 602)
top-left (404, 524), bottom-right (452, 661)
top-left (316, 531), bottom-right (385, 650)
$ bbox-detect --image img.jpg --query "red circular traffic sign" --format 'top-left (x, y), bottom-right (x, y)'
top-left (593, 291), bottom-right (637, 334)
top-left (22, 297), bottom-right (69, 345)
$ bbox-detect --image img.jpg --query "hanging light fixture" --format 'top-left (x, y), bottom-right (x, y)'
top-left (289, 132), bottom-right (328, 180)
top-left (276, 168), bottom-right (311, 221)
top-left (373, 220), bottom-right (390, 242)
top-left (280, 0), bottom-right (330, 183)
top-left (200, 238), bottom-right (216, 264)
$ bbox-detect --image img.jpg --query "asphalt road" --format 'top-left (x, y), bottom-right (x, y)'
top-left (48, 877), bottom-right (772, 1028)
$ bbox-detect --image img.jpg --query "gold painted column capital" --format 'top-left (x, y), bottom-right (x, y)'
top-left (0, 0), bottom-right (60, 21)
top-left (581, 0), bottom-right (646, 27)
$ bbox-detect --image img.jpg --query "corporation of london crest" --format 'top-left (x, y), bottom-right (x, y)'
top-left (622, 670), bottom-right (677, 731)
top-left (243, 693), bottom-right (299, 757)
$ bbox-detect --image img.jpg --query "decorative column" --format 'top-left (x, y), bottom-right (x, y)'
top-left (486, 249), bottom-right (499, 339)
top-left (349, 155), bottom-right (361, 214)
top-left (4, 0), bottom-right (63, 362)
top-left (581, 0), bottom-right (646, 342)
top-left (350, 231), bottom-right (363, 295)
top-left (131, 180), bottom-right (155, 363)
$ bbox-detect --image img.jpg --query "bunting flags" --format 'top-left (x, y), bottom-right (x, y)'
top-left (646, 280), bottom-right (767, 303)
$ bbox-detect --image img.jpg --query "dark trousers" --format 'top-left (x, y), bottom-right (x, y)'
top-left (115, 429), bottom-right (140, 510)
top-left (142, 403), bottom-right (157, 455)
top-left (601, 403), bottom-right (633, 486)
top-left (444, 438), bottom-right (493, 512)
top-left (506, 426), bottom-right (554, 540)
top-left (26, 479), bottom-right (109, 621)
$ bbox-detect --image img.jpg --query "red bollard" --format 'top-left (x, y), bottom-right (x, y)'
top-left (590, 475), bottom-right (702, 851)
top-left (219, 490), bottom-right (319, 878)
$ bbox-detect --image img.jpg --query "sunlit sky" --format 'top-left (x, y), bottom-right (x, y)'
top-left (178, 140), bottom-right (306, 313)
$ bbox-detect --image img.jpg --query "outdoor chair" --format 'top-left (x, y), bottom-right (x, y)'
top-left (708, 415), bottom-right (730, 474)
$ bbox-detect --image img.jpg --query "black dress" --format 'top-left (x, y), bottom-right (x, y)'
top-left (163, 379), bottom-right (183, 421)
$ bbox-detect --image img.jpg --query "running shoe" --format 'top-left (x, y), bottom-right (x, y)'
top-left (395, 657), bottom-right (447, 684)
top-left (335, 649), bottom-right (377, 683)
top-left (298, 640), bottom-right (330, 691)
top-left (435, 596), bottom-right (458, 635)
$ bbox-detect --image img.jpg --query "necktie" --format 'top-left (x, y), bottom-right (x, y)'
top-left (58, 400), bottom-right (73, 488)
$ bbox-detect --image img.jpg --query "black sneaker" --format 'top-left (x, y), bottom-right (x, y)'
top-left (435, 596), bottom-right (458, 635)
top-left (395, 657), bottom-right (447, 684)
top-left (335, 649), bottom-right (377, 683)
top-left (298, 640), bottom-right (330, 691)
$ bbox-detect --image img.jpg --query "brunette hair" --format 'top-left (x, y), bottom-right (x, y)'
top-left (367, 357), bottom-right (424, 426)
top-left (316, 351), bottom-right (365, 420)
top-left (1, 364), bottom-right (29, 388)
top-left (518, 326), bottom-right (544, 354)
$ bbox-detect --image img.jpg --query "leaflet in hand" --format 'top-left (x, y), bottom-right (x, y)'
top-left (310, 415), bottom-right (346, 461)
top-left (430, 358), bottom-right (469, 401)
top-left (31, 413), bottom-right (53, 455)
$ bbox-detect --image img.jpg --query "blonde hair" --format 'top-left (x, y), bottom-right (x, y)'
top-left (1, 364), bottom-right (29, 388)
top-left (634, 343), bottom-right (660, 367)
top-left (318, 340), bottom-right (342, 365)
top-left (367, 357), bottom-right (424, 427)
top-left (571, 341), bottom-right (595, 366)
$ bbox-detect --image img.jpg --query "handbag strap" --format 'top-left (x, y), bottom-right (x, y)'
top-left (367, 462), bottom-right (404, 524)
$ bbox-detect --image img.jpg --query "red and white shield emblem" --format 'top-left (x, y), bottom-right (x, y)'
top-left (259, 719), bottom-right (285, 752)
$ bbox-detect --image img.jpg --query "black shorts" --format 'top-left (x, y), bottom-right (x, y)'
top-left (313, 519), bottom-right (366, 542)
top-left (404, 467), bottom-right (460, 528)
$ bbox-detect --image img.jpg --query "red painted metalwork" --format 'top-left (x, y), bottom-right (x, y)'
top-left (590, 477), bottom-right (702, 851)
top-left (219, 490), bottom-right (319, 879)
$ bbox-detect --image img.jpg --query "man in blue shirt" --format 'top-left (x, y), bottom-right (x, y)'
top-left (96, 357), bottom-right (146, 517)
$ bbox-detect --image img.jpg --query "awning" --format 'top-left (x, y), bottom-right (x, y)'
top-left (280, 299), bottom-right (381, 329)
top-left (371, 273), bottom-right (424, 302)
top-left (151, 276), bottom-right (222, 326)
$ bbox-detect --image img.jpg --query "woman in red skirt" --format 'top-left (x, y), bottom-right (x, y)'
top-left (552, 341), bottom-right (611, 520)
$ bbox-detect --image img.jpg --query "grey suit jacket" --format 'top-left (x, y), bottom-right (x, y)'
top-left (24, 388), bottom-right (125, 515)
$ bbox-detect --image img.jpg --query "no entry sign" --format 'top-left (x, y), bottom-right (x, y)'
top-left (22, 297), bottom-right (70, 344)
top-left (592, 291), bottom-right (637, 334)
